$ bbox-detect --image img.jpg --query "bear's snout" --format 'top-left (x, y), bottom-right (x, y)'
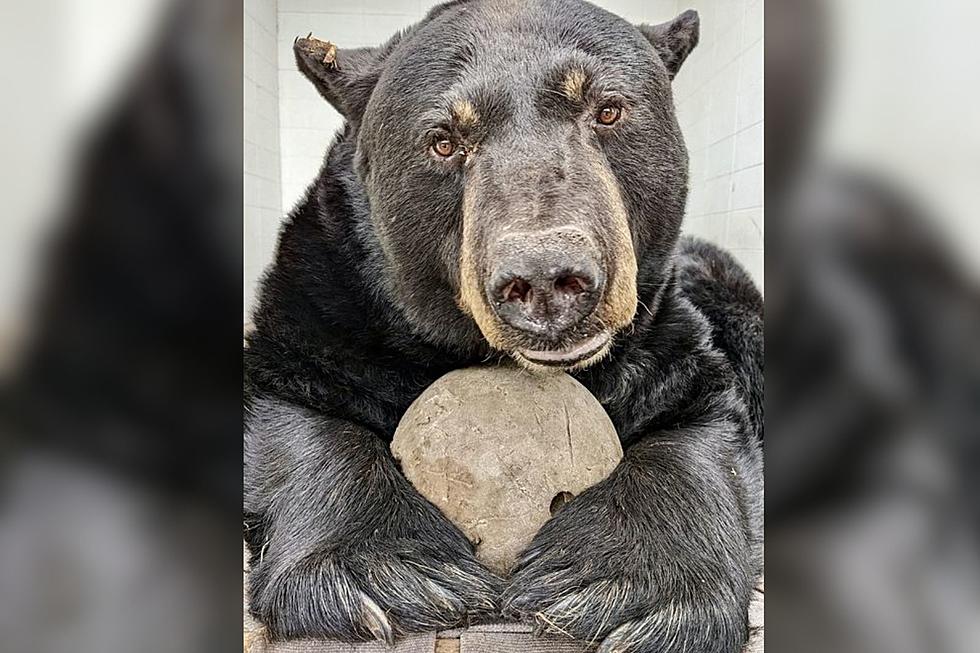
top-left (485, 228), bottom-right (605, 340)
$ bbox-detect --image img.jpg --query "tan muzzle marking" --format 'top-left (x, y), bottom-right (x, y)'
top-left (458, 186), bottom-right (506, 349)
top-left (595, 163), bottom-right (638, 328)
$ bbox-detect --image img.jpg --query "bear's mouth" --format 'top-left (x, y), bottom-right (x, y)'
top-left (515, 331), bottom-right (611, 368)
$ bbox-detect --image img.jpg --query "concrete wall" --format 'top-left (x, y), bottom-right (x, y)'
top-left (673, 0), bottom-right (764, 287)
top-left (244, 0), bottom-right (283, 314)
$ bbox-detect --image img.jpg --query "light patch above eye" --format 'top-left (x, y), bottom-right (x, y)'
top-left (562, 69), bottom-right (587, 102)
top-left (452, 100), bottom-right (480, 127)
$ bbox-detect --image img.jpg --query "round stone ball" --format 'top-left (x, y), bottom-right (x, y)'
top-left (391, 365), bottom-right (623, 575)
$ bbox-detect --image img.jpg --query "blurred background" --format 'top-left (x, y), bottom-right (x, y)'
top-left (243, 0), bottom-right (765, 314)
top-left (0, 1), bottom-right (243, 652)
top-left (765, 1), bottom-right (980, 652)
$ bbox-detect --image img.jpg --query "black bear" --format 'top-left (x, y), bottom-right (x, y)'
top-left (245, 2), bottom-right (763, 652)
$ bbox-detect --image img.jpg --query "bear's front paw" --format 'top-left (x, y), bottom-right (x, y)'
top-left (250, 537), bottom-right (502, 643)
top-left (501, 490), bottom-right (747, 653)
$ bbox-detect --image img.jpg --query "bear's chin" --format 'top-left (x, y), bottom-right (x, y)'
top-left (511, 331), bottom-right (613, 373)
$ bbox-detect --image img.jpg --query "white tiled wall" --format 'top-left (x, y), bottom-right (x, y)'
top-left (244, 0), bottom-right (282, 316)
top-left (245, 0), bottom-right (763, 309)
top-left (673, 0), bottom-right (764, 288)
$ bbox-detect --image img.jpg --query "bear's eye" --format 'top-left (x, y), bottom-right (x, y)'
top-left (596, 106), bottom-right (623, 126)
top-left (432, 139), bottom-right (456, 157)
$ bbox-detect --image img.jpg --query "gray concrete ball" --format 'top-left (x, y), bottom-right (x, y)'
top-left (391, 365), bottom-right (623, 575)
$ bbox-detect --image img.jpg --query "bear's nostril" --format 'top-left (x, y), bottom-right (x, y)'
top-left (554, 274), bottom-right (589, 296)
top-left (501, 277), bottom-right (532, 303)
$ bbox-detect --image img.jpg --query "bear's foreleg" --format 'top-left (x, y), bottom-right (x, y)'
top-left (502, 423), bottom-right (757, 653)
top-left (244, 396), bottom-right (501, 642)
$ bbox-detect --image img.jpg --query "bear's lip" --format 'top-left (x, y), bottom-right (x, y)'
top-left (517, 331), bottom-right (611, 367)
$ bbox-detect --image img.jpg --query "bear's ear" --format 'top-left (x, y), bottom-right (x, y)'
top-left (638, 9), bottom-right (700, 80)
top-left (293, 35), bottom-right (384, 119)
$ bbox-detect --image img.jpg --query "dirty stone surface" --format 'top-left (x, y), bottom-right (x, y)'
top-left (391, 365), bottom-right (623, 575)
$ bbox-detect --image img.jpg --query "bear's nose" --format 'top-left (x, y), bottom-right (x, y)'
top-left (486, 231), bottom-right (604, 338)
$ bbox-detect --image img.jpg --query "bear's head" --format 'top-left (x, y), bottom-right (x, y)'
top-left (295, 0), bottom-right (699, 370)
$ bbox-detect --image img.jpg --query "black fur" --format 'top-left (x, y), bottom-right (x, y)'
top-left (245, 2), bottom-right (763, 651)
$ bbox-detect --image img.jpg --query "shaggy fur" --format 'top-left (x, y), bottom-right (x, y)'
top-left (244, 2), bottom-right (763, 652)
